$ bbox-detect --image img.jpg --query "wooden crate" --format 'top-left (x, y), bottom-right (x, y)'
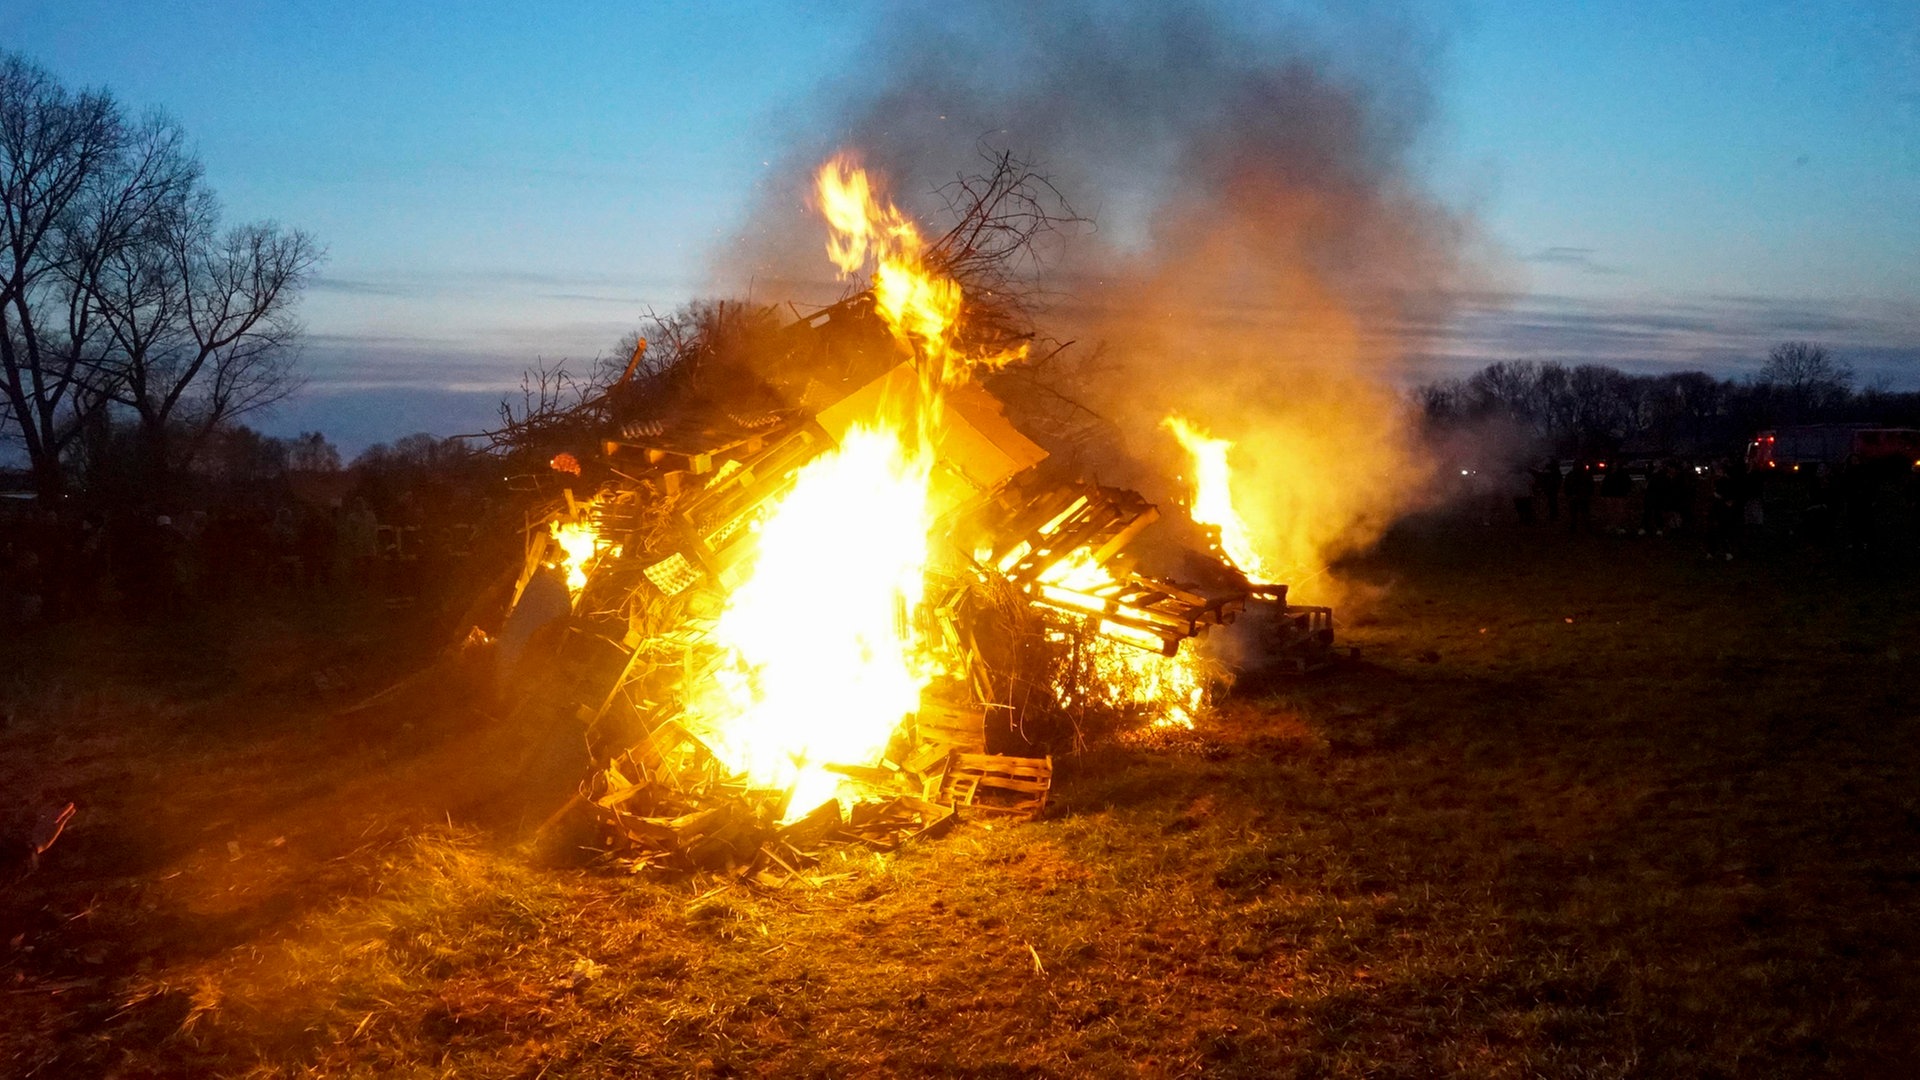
top-left (916, 699), bottom-right (987, 752)
top-left (942, 753), bottom-right (1053, 821)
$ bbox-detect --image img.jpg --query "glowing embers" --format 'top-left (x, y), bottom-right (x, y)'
top-left (1030, 548), bottom-right (1220, 730)
top-left (1056, 631), bottom-right (1212, 731)
top-left (683, 425), bottom-right (939, 816)
top-left (1163, 415), bottom-right (1272, 582)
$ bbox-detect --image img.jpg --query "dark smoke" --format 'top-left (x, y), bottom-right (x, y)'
top-left (718, 0), bottom-right (1482, 596)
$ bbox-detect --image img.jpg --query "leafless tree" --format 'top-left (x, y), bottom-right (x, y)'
top-left (0, 53), bottom-right (128, 496)
top-left (93, 183), bottom-right (318, 487)
top-left (1464, 361), bottom-right (1546, 427)
top-left (0, 52), bottom-right (316, 499)
top-left (1757, 341), bottom-right (1852, 422)
top-left (286, 430), bottom-right (340, 473)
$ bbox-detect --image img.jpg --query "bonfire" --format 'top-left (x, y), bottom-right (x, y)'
top-left (496, 157), bottom-right (1338, 877)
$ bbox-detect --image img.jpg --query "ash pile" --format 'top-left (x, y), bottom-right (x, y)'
top-left (488, 163), bottom-right (1338, 879)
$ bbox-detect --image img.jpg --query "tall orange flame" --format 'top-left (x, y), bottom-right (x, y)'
top-left (1162, 415), bottom-right (1273, 582)
top-left (683, 158), bottom-right (1018, 815)
top-left (816, 156), bottom-right (1024, 405)
top-left (682, 158), bottom-right (1219, 804)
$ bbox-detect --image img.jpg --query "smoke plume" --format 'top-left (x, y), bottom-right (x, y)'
top-left (718, 1), bottom-right (1478, 597)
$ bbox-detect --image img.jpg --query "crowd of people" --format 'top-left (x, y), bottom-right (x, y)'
top-left (1497, 455), bottom-right (1920, 561)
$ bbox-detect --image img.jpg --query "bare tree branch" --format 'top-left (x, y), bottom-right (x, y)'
top-left (923, 146), bottom-right (1087, 358)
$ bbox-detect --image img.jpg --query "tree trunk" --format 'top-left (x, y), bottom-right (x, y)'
top-left (136, 418), bottom-right (175, 510)
top-left (31, 454), bottom-right (64, 503)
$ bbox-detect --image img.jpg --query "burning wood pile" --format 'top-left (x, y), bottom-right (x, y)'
top-left (498, 158), bottom-right (1335, 877)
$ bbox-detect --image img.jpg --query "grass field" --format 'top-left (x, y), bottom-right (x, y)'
top-left (4, 514), bottom-right (1917, 1077)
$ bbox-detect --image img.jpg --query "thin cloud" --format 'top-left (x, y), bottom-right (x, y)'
top-left (1435, 292), bottom-right (1920, 385)
top-left (311, 267), bottom-right (698, 301)
top-left (1523, 246), bottom-right (1625, 276)
top-left (309, 276), bottom-right (429, 298)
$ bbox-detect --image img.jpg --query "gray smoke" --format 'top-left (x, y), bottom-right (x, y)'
top-left (718, 0), bottom-right (1482, 594)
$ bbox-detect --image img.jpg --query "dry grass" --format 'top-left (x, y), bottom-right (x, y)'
top-left (4, 516), bottom-right (1918, 1077)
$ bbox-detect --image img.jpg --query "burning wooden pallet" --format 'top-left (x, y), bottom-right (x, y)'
top-left (1032, 569), bottom-right (1244, 655)
top-left (990, 483), bottom-right (1160, 584)
top-left (974, 481), bottom-right (1247, 654)
top-left (914, 697), bottom-right (987, 754)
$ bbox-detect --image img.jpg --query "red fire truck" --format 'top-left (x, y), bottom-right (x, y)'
top-left (1745, 425), bottom-right (1920, 473)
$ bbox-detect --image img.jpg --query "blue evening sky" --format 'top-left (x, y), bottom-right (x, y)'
top-left (5, 0), bottom-right (1916, 449)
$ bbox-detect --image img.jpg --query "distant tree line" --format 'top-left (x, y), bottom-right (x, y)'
top-left (1417, 343), bottom-right (1920, 460)
top-left (56, 423), bottom-right (493, 509)
top-left (0, 52), bottom-right (318, 502)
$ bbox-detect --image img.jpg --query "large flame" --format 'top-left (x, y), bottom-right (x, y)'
top-left (816, 156), bottom-right (1024, 406)
top-left (1162, 415), bottom-right (1273, 582)
top-left (684, 159), bottom-right (1005, 812)
top-left (682, 159), bottom-right (1223, 805)
top-left (688, 426), bottom-right (936, 813)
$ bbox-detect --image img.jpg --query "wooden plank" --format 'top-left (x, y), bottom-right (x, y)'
top-left (952, 753), bottom-right (1052, 770)
top-left (968, 777), bottom-right (1050, 793)
top-left (776, 798), bottom-right (843, 848)
top-left (901, 742), bottom-right (953, 775)
top-left (915, 699), bottom-right (986, 752)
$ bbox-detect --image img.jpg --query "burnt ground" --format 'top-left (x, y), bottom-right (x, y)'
top-left (3, 514), bottom-right (1918, 1078)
